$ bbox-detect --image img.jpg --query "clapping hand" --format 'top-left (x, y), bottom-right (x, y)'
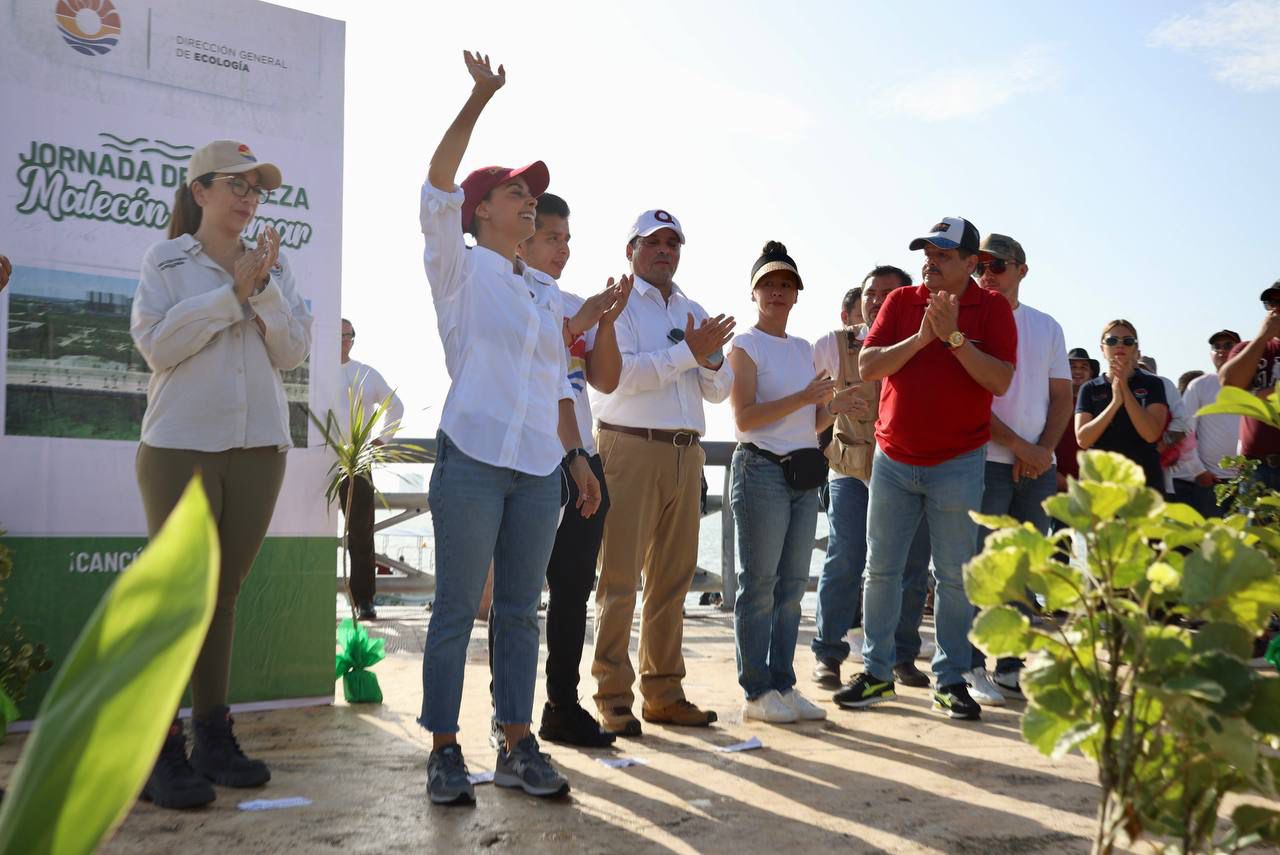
top-left (464, 50), bottom-right (505, 96)
top-left (570, 275), bottom-right (633, 334)
top-left (684, 312), bottom-right (736, 368)
top-left (924, 291), bottom-right (960, 339)
top-left (233, 227), bottom-right (279, 302)
top-left (798, 371), bottom-right (838, 406)
top-left (829, 382), bottom-right (869, 417)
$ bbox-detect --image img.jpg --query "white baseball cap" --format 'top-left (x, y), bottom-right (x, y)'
top-left (626, 209), bottom-right (685, 245)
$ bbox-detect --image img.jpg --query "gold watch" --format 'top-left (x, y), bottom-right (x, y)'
top-left (946, 330), bottom-right (966, 350)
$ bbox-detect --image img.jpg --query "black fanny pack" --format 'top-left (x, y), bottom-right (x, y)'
top-left (740, 443), bottom-right (829, 491)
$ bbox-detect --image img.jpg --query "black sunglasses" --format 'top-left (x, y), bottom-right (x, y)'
top-left (1102, 335), bottom-right (1138, 347)
top-left (976, 258), bottom-right (1015, 276)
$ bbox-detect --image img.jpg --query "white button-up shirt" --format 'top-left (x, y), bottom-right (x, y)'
top-left (421, 181), bottom-right (571, 476)
top-left (592, 276), bottom-right (733, 433)
top-left (131, 234), bottom-right (313, 452)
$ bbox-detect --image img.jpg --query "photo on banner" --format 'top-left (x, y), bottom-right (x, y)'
top-left (0, 0), bottom-right (345, 719)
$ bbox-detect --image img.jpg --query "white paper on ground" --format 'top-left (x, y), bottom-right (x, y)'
top-left (468, 770), bottom-right (495, 785)
top-left (237, 797), bottom-right (313, 811)
top-left (715, 736), bottom-right (763, 753)
top-left (598, 756), bottom-right (648, 769)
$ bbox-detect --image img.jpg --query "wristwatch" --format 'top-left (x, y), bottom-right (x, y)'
top-left (945, 330), bottom-right (966, 350)
top-left (565, 447), bottom-right (589, 464)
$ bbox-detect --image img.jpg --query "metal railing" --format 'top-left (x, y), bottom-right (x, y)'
top-left (366, 436), bottom-right (825, 611)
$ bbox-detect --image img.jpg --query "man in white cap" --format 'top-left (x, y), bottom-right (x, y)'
top-left (591, 210), bottom-right (735, 734)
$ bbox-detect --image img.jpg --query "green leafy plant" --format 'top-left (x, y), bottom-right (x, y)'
top-left (0, 477), bottom-right (218, 854)
top-left (966, 450), bottom-right (1280, 855)
top-left (310, 389), bottom-right (423, 702)
top-left (1198, 386), bottom-right (1280, 534)
top-left (0, 529), bottom-right (53, 741)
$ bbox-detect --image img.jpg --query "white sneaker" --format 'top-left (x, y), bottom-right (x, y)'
top-left (964, 667), bottom-right (1007, 706)
top-left (846, 628), bottom-right (865, 664)
top-left (743, 690), bottom-right (798, 723)
top-left (779, 689), bottom-right (827, 721)
top-left (916, 640), bottom-right (936, 662)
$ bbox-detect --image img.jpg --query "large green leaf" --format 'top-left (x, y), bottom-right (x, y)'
top-left (1232, 804), bottom-right (1280, 843)
top-left (1183, 530), bottom-right (1280, 625)
top-left (1022, 704), bottom-right (1076, 757)
top-left (1196, 385), bottom-right (1280, 428)
top-left (970, 605), bottom-right (1031, 657)
top-left (1080, 449), bottom-right (1147, 489)
top-left (964, 547), bottom-right (1030, 608)
top-left (1192, 622), bottom-right (1255, 659)
top-left (0, 478), bottom-right (218, 855)
top-left (1246, 677), bottom-right (1280, 735)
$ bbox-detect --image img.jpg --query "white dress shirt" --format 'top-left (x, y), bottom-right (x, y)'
top-left (338, 359), bottom-right (405, 445)
top-left (420, 181), bottom-right (571, 476)
top-left (591, 276), bottom-right (732, 433)
top-left (131, 234), bottom-right (313, 452)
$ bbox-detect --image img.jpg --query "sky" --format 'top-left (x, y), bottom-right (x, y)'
top-left (274, 0), bottom-right (1280, 443)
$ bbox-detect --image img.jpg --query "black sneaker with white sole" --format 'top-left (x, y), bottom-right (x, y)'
top-left (832, 672), bottom-right (896, 709)
top-left (933, 682), bottom-right (982, 720)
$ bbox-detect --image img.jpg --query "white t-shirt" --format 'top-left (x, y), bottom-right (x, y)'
top-left (989, 302), bottom-right (1070, 466)
top-left (731, 327), bottom-right (818, 456)
top-left (559, 291), bottom-right (598, 456)
top-left (1174, 372), bottom-right (1240, 480)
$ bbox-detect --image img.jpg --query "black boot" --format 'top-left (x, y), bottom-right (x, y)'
top-left (141, 720), bottom-right (216, 809)
top-left (191, 706), bottom-right (271, 788)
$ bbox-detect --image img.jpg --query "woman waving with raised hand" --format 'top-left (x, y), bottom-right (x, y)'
top-left (131, 139), bottom-right (312, 810)
top-left (728, 241), bottom-right (865, 725)
top-left (417, 51), bottom-right (601, 807)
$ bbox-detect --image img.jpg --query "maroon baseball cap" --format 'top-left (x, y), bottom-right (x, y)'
top-left (460, 161), bottom-right (550, 232)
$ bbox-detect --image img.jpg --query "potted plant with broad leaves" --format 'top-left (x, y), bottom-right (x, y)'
top-left (310, 389), bottom-right (425, 704)
top-left (966, 449), bottom-right (1280, 855)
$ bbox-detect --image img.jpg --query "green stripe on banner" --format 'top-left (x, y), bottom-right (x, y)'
top-left (3, 536), bottom-right (336, 720)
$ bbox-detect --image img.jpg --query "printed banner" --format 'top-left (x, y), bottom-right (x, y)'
top-left (0, 0), bottom-right (346, 718)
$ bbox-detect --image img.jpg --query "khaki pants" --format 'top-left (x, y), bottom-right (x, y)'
top-left (136, 443), bottom-right (287, 717)
top-left (592, 429), bottom-right (704, 710)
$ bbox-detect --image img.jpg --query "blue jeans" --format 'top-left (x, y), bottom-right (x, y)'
top-left (811, 477), bottom-right (930, 665)
top-left (972, 462), bottom-right (1056, 673)
top-left (419, 433), bottom-right (560, 733)
top-left (730, 448), bottom-right (819, 699)
top-left (863, 445), bottom-right (986, 689)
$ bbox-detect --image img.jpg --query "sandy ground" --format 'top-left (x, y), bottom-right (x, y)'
top-left (3, 604), bottom-right (1262, 854)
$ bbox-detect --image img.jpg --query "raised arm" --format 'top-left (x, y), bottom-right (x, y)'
top-left (428, 51), bottom-right (506, 193)
top-left (1220, 310), bottom-right (1280, 392)
top-left (585, 275), bottom-right (632, 394)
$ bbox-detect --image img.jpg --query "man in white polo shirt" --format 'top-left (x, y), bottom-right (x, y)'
top-left (1172, 329), bottom-right (1242, 516)
top-left (968, 233), bottom-right (1071, 702)
top-left (592, 209), bottom-right (735, 735)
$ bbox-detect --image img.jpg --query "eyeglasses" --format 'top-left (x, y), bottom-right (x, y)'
top-left (1102, 335), bottom-right (1138, 347)
top-left (975, 258), bottom-right (1014, 276)
top-left (211, 175), bottom-right (270, 203)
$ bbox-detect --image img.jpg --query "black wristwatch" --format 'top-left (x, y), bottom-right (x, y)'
top-left (565, 447), bottom-right (589, 464)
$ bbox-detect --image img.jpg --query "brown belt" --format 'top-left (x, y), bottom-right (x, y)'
top-left (599, 421), bottom-right (700, 448)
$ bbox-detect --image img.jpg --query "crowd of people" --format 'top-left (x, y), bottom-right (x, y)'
top-left (6, 50), bottom-right (1277, 815)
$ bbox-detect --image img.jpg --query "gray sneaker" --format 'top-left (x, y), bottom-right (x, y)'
top-left (495, 734), bottom-right (570, 797)
top-left (426, 744), bottom-right (475, 806)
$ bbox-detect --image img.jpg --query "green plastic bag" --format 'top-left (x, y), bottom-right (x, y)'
top-left (336, 618), bottom-right (385, 704)
top-left (1267, 635), bottom-right (1280, 673)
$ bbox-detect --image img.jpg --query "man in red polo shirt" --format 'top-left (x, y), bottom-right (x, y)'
top-left (833, 217), bottom-right (1016, 721)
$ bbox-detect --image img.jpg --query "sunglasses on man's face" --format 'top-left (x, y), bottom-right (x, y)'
top-left (1103, 335), bottom-right (1138, 347)
top-left (976, 258), bottom-right (1014, 276)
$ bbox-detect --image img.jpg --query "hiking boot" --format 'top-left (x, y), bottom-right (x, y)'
top-left (743, 690), bottom-right (798, 723)
top-left (190, 706), bottom-right (270, 788)
top-left (933, 682), bottom-right (982, 721)
top-left (779, 689), bottom-right (827, 721)
top-left (599, 705), bottom-right (642, 737)
top-left (892, 661), bottom-right (930, 688)
top-left (642, 699), bottom-right (717, 727)
top-left (427, 744), bottom-right (475, 806)
top-left (539, 701), bottom-right (616, 748)
top-left (141, 720), bottom-right (216, 809)
top-left (963, 668), bottom-right (1007, 706)
top-left (992, 669), bottom-right (1024, 698)
top-left (812, 657), bottom-right (842, 690)
top-left (833, 672), bottom-right (896, 710)
top-left (495, 735), bottom-right (570, 798)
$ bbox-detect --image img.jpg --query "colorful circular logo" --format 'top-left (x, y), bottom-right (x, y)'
top-left (55, 0), bottom-right (121, 57)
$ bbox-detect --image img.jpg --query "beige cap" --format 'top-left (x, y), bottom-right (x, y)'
top-left (186, 140), bottom-right (282, 190)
